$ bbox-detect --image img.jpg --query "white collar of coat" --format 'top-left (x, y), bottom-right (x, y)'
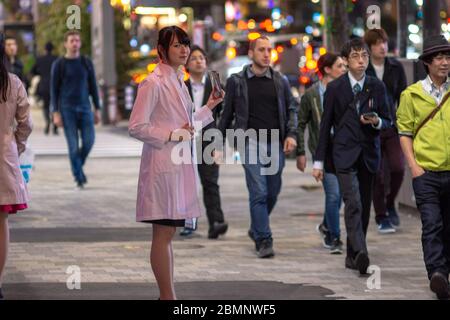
top-left (155, 62), bottom-right (185, 83)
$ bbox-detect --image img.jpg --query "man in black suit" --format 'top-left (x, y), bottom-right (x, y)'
top-left (313, 38), bottom-right (391, 275)
top-left (181, 45), bottom-right (228, 239)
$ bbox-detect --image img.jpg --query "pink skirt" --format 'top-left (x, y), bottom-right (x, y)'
top-left (0, 204), bottom-right (28, 214)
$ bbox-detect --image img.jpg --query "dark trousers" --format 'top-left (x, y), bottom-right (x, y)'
top-left (412, 171), bottom-right (450, 279)
top-left (60, 105), bottom-right (95, 183)
top-left (336, 154), bottom-right (375, 260)
top-left (373, 128), bottom-right (405, 223)
top-left (197, 162), bottom-right (225, 228)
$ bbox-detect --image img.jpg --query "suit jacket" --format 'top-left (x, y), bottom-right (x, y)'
top-left (315, 73), bottom-right (391, 174)
top-left (366, 57), bottom-right (407, 126)
top-left (185, 75), bottom-right (222, 132)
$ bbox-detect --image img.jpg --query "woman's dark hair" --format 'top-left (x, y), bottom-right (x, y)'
top-left (157, 26), bottom-right (190, 62)
top-left (0, 33), bottom-right (10, 103)
top-left (318, 52), bottom-right (340, 77)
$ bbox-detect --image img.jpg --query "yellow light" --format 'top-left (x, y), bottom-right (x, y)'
top-left (290, 37), bottom-right (298, 46)
top-left (226, 47), bottom-right (237, 60)
top-left (225, 23), bottom-right (234, 32)
top-left (183, 70), bottom-right (190, 82)
top-left (135, 7), bottom-right (176, 15)
top-left (319, 47), bottom-right (327, 55)
top-left (305, 45), bottom-right (313, 60)
top-left (271, 49), bottom-right (279, 63)
top-left (248, 32), bottom-right (261, 41)
top-left (248, 19), bottom-right (256, 29)
top-left (147, 63), bottom-right (157, 73)
top-left (120, 0), bottom-right (130, 5)
top-left (110, 0), bottom-right (117, 6)
top-left (306, 60), bottom-right (317, 70)
top-left (276, 45), bottom-right (284, 53)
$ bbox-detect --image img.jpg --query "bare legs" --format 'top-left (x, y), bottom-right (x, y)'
top-left (151, 224), bottom-right (176, 300)
top-left (0, 211), bottom-right (9, 289)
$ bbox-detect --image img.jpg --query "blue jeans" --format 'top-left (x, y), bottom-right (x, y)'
top-left (322, 172), bottom-right (342, 239)
top-left (60, 105), bottom-right (95, 183)
top-left (242, 139), bottom-right (285, 242)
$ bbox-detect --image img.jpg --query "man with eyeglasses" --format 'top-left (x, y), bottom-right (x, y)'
top-left (397, 35), bottom-right (450, 300)
top-left (313, 38), bottom-right (391, 275)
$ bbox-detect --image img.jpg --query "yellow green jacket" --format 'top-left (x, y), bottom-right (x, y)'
top-left (397, 81), bottom-right (450, 171)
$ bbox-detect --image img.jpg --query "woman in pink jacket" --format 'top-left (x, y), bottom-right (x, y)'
top-left (0, 34), bottom-right (33, 300)
top-left (129, 26), bottom-right (224, 300)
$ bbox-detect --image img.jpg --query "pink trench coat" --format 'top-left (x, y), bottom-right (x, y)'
top-left (0, 74), bottom-right (33, 205)
top-left (129, 63), bottom-right (214, 222)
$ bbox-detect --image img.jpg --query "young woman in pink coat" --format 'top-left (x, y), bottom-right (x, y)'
top-left (0, 35), bottom-right (33, 300)
top-left (129, 26), bottom-right (224, 300)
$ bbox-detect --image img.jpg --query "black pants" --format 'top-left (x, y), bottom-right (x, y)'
top-left (412, 171), bottom-right (450, 280)
top-left (197, 162), bottom-right (225, 228)
top-left (336, 155), bottom-right (374, 260)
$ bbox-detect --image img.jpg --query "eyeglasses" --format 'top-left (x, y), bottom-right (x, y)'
top-left (349, 53), bottom-right (369, 60)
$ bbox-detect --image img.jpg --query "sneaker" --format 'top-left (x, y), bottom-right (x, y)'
top-left (257, 238), bottom-right (275, 258)
top-left (387, 207), bottom-right (400, 228)
top-left (316, 223), bottom-right (332, 248)
top-left (330, 238), bottom-right (343, 254)
top-left (76, 181), bottom-right (84, 190)
top-left (179, 227), bottom-right (194, 236)
top-left (377, 218), bottom-right (396, 234)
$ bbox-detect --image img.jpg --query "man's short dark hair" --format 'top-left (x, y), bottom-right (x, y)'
top-left (64, 30), bottom-right (81, 42)
top-left (249, 36), bottom-right (270, 51)
top-left (341, 38), bottom-right (369, 58)
top-left (188, 45), bottom-right (208, 63)
top-left (363, 28), bottom-right (388, 49)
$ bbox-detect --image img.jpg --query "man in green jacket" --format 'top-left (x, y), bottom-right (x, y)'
top-left (397, 34), bottom-right (450, 300)
top-left (296, 52), bottom-right (346, 253)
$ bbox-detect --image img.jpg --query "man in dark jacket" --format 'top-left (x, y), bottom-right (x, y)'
top-left (4, 36), bottom-right (26, 86)
top-left (32, 42), bottom-right (58, 135)
top-left (180, 45), bottom-right (228, 239)
top-left (313, 38), bottom-right (391, 275)
top-left (219, 36), bottom-right (298, 258)
top-left (364, 28), bottom-right (407, 233)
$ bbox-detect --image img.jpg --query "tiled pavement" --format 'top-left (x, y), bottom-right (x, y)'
top-left (2, 108), bottom-right (435, 300)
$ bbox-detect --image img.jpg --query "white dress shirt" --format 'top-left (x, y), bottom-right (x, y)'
top-left (190, 75), bottom-right (207, 113)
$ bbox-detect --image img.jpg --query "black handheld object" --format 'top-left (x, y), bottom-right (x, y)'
top-left (209, 71), bottom-right (223, 99)
top-left (362, 112), bottom-right (378, 120)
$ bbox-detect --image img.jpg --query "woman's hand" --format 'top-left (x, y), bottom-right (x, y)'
top-left (169, 123), bottom-right (194, 142)
top-left (206, 90), bottom-right (225, 110)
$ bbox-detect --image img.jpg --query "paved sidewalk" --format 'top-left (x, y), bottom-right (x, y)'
top-left (2, 107), bottom-right (433, 300)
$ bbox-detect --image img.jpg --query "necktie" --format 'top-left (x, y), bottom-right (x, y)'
top-left (353, 83), bottom-right (362, 95)
top-left (353, 83), bottom-right (362, 113)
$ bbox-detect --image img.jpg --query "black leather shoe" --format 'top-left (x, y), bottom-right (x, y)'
top-left (354, 251), bottom-right (370, 275)
top-left (0, 287), bottom-right (4, 300)
top-left (430, 272), bottom-right (450, 300)
top-left (345, 256), bottom-right (357, 270)
top-left (208, 222), bottom-right (228, 239)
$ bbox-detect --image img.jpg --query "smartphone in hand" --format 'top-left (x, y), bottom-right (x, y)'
top-left (362, 112), bottom-right (378, 120)
top-left (209, 70), bottom-right (223, 99)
